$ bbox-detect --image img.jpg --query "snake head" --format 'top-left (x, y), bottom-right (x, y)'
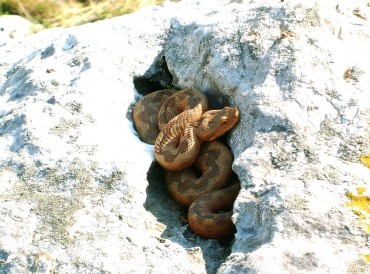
top-left (196, 106), bottom-right (239, 141)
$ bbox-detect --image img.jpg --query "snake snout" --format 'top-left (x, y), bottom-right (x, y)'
top-left (225, 106), bottom-right (239, 118)
top-left (222, 106), bottom-right (239, 127)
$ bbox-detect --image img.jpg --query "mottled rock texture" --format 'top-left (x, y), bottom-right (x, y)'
top-left (0, 15), bottom-right (43, 45)
top-left (1, 0), bottom-right (370, 273)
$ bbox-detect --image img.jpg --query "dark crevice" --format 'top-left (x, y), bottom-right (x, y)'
top-left (133, 56), bottom-right (173, 96)
top-left (144, 162), bottom-right (234, 274)
top-left (134, 55), bottom-right (235, 273)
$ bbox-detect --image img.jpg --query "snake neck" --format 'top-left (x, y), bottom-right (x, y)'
top-left (154, 126), bottom-right (202, 171)
top-left (155, 125), bottom-right (197, 154)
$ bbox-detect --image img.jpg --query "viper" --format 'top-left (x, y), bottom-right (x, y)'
top-left (133, 88), bottom-right (240, 238)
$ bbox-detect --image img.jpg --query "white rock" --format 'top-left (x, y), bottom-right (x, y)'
top-left (0, 0), bottom-right (369, 273)
top-left (0, 15), bottom-right (43, 45)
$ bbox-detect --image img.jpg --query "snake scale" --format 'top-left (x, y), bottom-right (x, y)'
top-left (133, 88), bottom-right (240, 238)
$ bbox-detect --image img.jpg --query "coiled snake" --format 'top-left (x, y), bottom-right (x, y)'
top-left (133, 88), bottom-right (240, 238)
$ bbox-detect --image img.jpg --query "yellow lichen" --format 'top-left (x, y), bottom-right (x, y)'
top-left (345, 187), bottom-right (370, 233)
top-left (363, 254), bottom-right (370, 263)
top-left (360, 155), bottom-right (370, 169)
top-left (346, 187), bottom-right (370, 264)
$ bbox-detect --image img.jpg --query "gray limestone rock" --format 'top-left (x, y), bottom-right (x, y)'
top-left (0, 15), bottom-right (43, 46)
top-left (1, 0), bottom-right (370, 273)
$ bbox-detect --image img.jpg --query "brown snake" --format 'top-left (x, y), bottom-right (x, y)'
top-left (133, 88), bottom-right (240, 238)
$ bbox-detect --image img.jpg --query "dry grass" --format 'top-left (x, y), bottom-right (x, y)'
top-left (0, 0), bottom-right (165, 28)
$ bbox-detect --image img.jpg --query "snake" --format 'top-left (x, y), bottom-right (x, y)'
top-left (132, 89), bottom-right (178, 144)
top-left (133, 88), bottom-right (240, 238)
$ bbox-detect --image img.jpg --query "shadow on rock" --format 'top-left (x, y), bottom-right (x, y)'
top-left (136, 53), bottom-right (236, 274)
top-left (144, 162), bottom-right (235, 274)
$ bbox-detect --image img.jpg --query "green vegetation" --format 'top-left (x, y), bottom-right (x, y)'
top-left (0, 0), bottom-right (164, 28)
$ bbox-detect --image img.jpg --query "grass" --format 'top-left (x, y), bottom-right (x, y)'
top-left (0, 0), bottom-right (165, 28)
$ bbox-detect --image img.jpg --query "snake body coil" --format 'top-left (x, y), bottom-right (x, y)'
top-left (133, 88), bottom-right (240, 238)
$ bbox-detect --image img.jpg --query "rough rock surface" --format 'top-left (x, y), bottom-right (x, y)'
top-left (0, 15), bottom-right (43, 45)
top-left (1, 0), bottom-right (370, 273)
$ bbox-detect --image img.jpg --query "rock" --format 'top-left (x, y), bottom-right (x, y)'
top-left (0, 0), bottom-right (370, 273)
top-left (0, 15), bottom-right (43, 45)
